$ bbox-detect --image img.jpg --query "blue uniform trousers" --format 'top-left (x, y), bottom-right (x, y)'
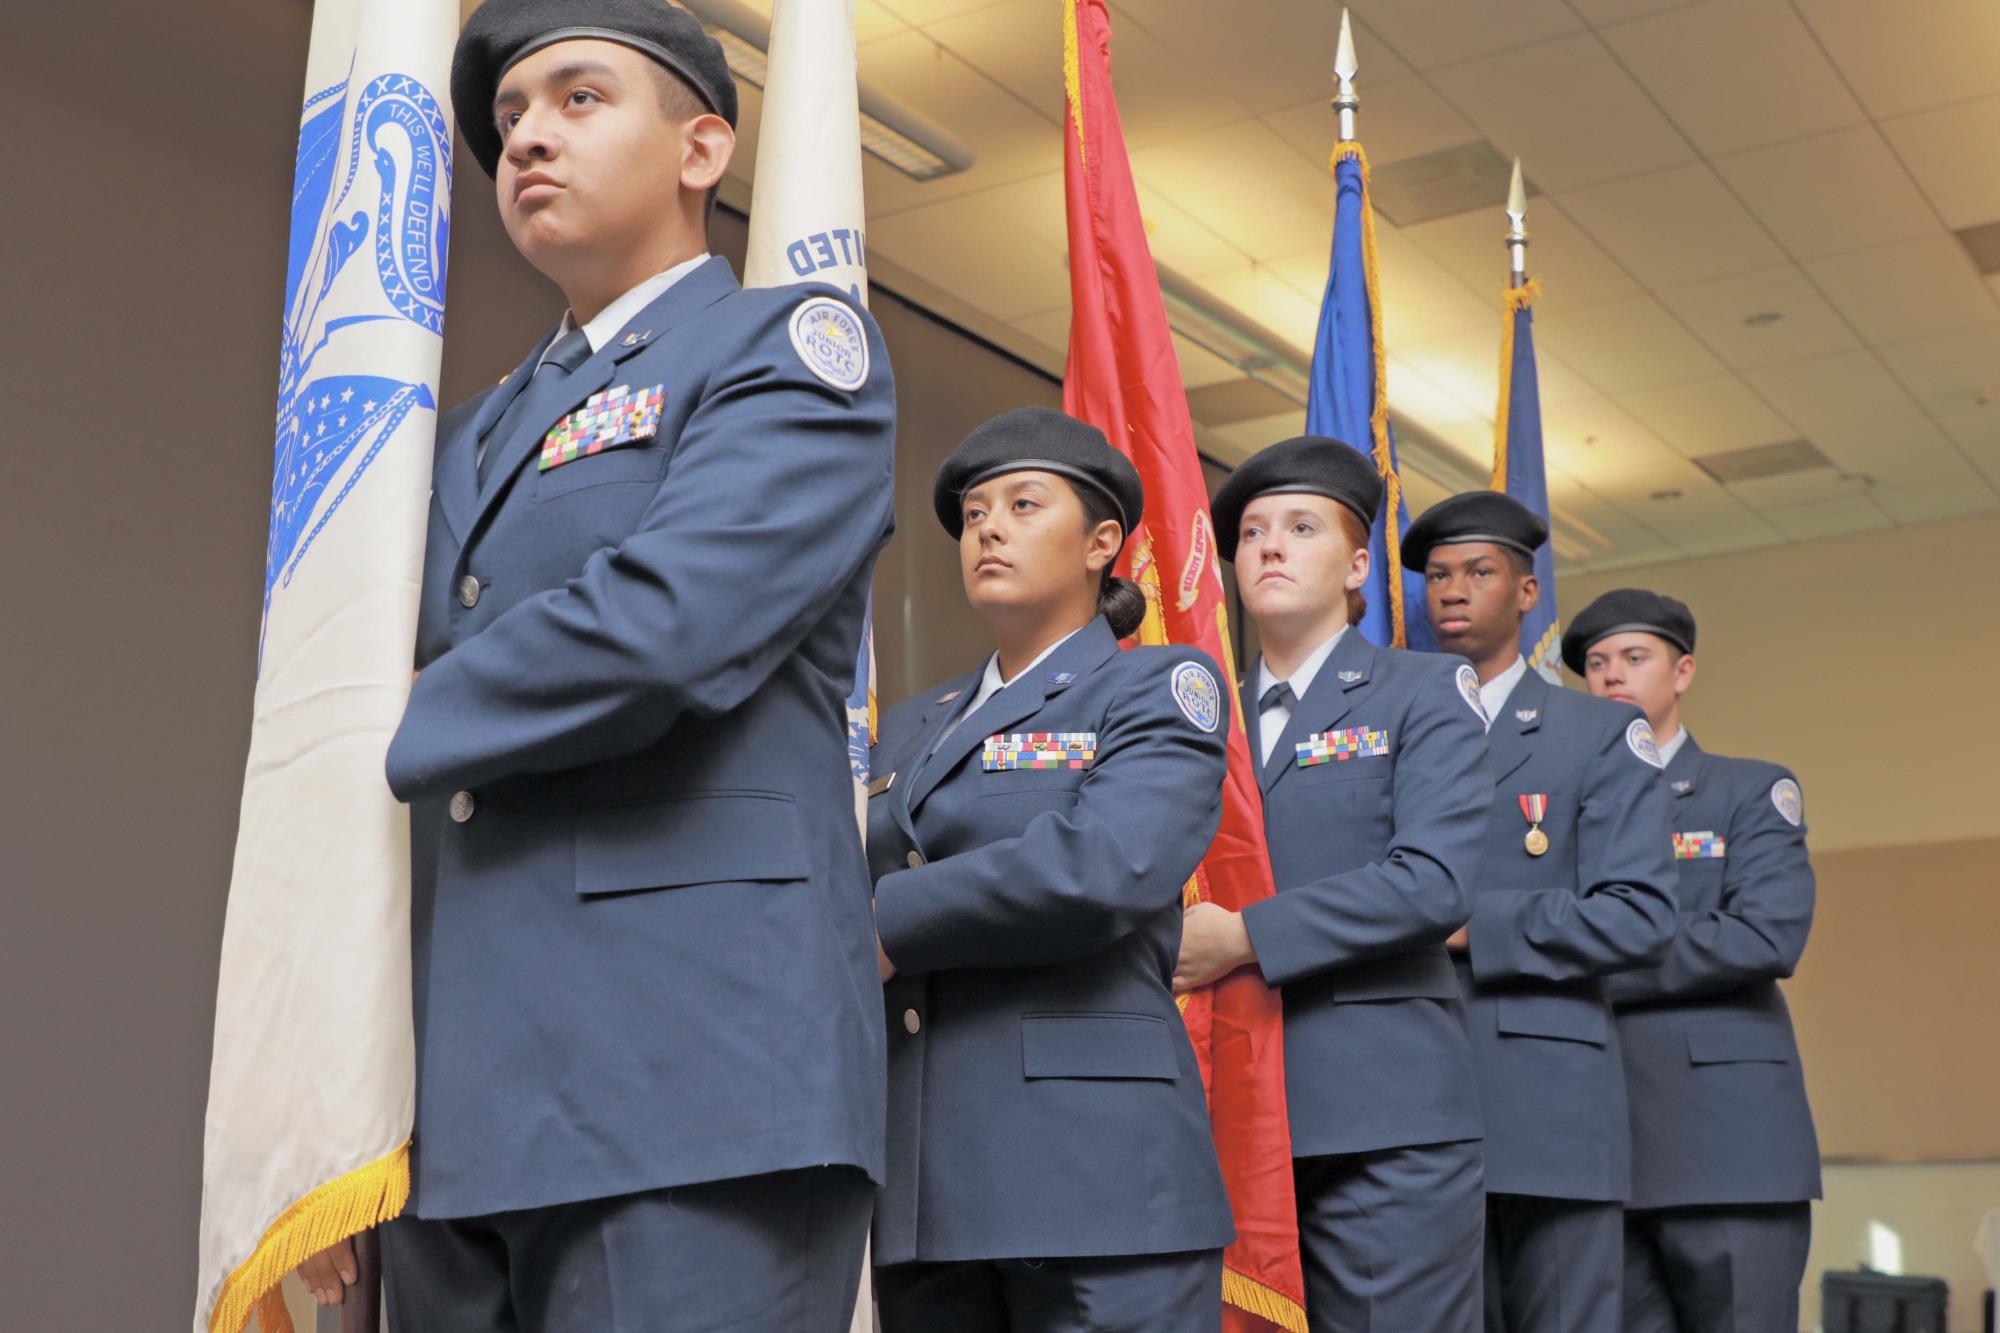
top-left (1294, 1139), bottom-right (1484, 1332)
top-left (1483, 1194), bottom-right (1624, 1333)
top-left (381, 1166), bottom-right (871, 1333)
top-left (875, 1247), bottom-right (1223, 1333)
top-left (1621, 1203), bottom-right (1810, 1333)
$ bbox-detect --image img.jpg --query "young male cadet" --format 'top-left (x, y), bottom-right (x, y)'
top-left (1174, 437), bottom-right (1493, 1332)
top-left (1406, 492), bottom-right (1678, 1333)
top-left (1566, 589), bottom-right (1820, 1333)
top-left (299, 2), bottom-right (898, 1328)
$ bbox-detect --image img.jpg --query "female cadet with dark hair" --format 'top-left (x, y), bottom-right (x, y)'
top-left (866, 406), bottom-right (1236, 1331)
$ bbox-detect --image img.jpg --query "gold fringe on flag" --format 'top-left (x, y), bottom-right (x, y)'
top-left (1329, 141), bottom-right (1408, 649)
top-left (1489, 279), bottom-right (1543, 491)
top-left (1223, 1265), bottom-right (1311, 1333)
top-left (208, 1142), bottom-right (410, 1333)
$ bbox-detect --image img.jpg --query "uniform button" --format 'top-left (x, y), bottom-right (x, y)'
top-left (449, 790), bottom-right (476, 823)
top-left (903, 1009), bottom-right (921, 1035)
top-left (905, 850), bottom-right (925, 869)
top-left (457, 574), bottom-right (481, 608)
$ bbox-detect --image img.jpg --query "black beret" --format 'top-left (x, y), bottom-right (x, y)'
top-left (933, 407), bottom-right (1143, 540)
top-left (1210, 436), bottom-right (1383, 561)
top-left (453, 0), bottom-right (738, 178)
top-left (1561, 588), bottom-right (1696, 674)
top-left (1400, 490), bottom-right (1548, 571)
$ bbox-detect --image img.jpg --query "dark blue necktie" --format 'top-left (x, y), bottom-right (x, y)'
top-left (477, 328), bottom-right (592, 485)
top-left (1260, 681), bottom-right (1296, 713)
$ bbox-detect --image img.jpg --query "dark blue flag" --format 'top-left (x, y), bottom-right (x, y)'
top-left (1305, 147), bottom-right (1434, 650)
top-left (1493, 285), bottom-right (1560, 680)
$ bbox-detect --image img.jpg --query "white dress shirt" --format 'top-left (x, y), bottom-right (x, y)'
top-left (541, 251), bottom-right (711, 364)
top-left (1252, 625), bottom-right (1349, 766)
top-left (932, 626), bottom-right (1086, 753)
top-left (1479, 655), bottom-right (1530, 733)
top-left (1655, 724), bottom-right (1689, 767)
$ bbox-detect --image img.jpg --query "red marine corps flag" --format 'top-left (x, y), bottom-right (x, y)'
top-left (1060, 2), bottom-right (1306, 1329)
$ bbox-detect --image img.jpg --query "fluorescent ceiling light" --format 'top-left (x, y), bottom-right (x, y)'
top-left (679, 0), bottom-right (975, 182)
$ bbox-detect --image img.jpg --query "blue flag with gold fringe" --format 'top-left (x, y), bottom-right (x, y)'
top-left (1306, 144), bottom-right (1433, 651)
top-left (1492, 282), bottom-right (1560, 681)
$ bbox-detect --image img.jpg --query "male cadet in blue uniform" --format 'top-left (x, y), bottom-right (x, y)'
top-left (301, 2), bottom-right (896, 1327)
top-left (1405, 492), bottom-right (1678, 1333)
top-left (1174, 437), bottom-right (1492, 1332)
top-left (1565, 590), bottom-right (1820, 1333)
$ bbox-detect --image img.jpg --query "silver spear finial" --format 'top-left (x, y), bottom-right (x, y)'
top-left (1333, 9), bottom-right (1359, 142)
top-left (1505, 157), bottom-right (1529, 287)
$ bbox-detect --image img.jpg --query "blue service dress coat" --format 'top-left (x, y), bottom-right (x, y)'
top-left (384, 258), bottom-right (897, 1219)
top-left (867, 617), bottom-right (1237, 1267)
top-left (1610, 737), bottom-right (1821, 1209)
top-left (1237, 630), bottom-right (1492, 1157)
top-left (1458, 668), bottom-right (1679, 1202)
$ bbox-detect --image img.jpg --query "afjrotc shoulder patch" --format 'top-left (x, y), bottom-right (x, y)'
top-left (982, 732), bottom-right (1097, 771)
top-left (539, 383), bottom-right (665, 470)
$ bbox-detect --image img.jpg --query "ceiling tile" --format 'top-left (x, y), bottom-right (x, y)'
top-left (855, 2), bottom-right (911, 42)
top-left (866, 177), bottom-right (1071, 319)
top-left (1806, 234), bottom-right (2000, 344)
top-left (1348, 0), bottom-right (1583, 71)
top-left (854, 30), bottom-right (1063, 215)
top-left (1111, 1), bottom-right (1408, 118)
top-left (1618, 374), bottom-right (1800, 455)
top-left (1371, 225), bottom-right (1500, 346)
top-left (1713, 126), bottom-right (1941, 260)
top-left (1263, 77), bottom-right (1479, 172)
top-left (1402, 198), bottom-right (1642, 313)
top-left (1130, 121), bottom-right (1341, 261)
top-left (1718, 469), bottom-right (1859, 509)
top-left (1602, 0), bottom-right (1865, 155)
top-left (1876, 324), bottom-right (2000, 414)
top-left (1428, 35), bottom-right (1695, 192)
top-left (1558, 163), bottom-right (1786, 288)
top-left (1795, 0), bottom-right (2000, 120)
top-left (1542, 475), bottom-right (1677, 564)
top-left (1008, 306), bottom-right (1070, 361)
top-left (1535, 294), bottom-right (1727, 393)
top-left (1742, 348), bottom-right (1921, 434)
top-left (1880, 95), bottom-right (2000, 231)
top-left (1569, 0), bottom-right (1711, 19)
top-left (1932, 405), bottom-right (2000, 484)
top-left (1808, 409), bottom-right (1966, 482)
top-left (1756, 494), bottom-right (1893, 541)
top-left (1654, 264), bottom-right (1860, 368)
top-left (1212, 409), bottom-right (1309, 458)
top-left (1135, 183), bottom-right (1252, 278)
top-left (923, 0), bottom-right (1248, 151)
top-left (1396, 328), bottom-right (1509, 419)
top-left (1195, 264), bottom-right (1322, 352)
top-left (1871, 476), bottom-right (2000, 523)
top-left (874, 0), bottom-right (1011, 24)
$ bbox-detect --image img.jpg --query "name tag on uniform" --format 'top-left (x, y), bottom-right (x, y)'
top-left (539, 383), bottom-right (665, 470)
top-left (1673, 830), bottom-right (1727, 859)
top-left (1296, 726), bottom-right (1389, 767)
top-left (982, 732), bottom-right (1097, 771)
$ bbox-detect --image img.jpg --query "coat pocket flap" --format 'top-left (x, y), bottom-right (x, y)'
top-left (576, 791), bottom-right (809, 896)
top-left (1021, 1013), bottom-right (1180, 1081)
top-left (1686, 1018), bottom-right (1794, 1065)
top-left (1496, 992), bottom-right (1609, 1046)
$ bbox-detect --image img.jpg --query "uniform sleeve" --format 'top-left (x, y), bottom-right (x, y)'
top-left (384, 293), bottom-right (896, 802)
top-left (1467, 703), bottom-right (1678, 984)
top-left (1608, 766), bottom-right (1813, 1005)
top-left (1240, 657), bottom-right (1491, 987)
top-left (873, 650), bottom-right (1228, 976)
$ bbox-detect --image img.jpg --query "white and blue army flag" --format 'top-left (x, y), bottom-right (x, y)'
top-left (738, 0), bottom-right (876, 831)
top-left (737, 6), bottom-right (877, 1329)
top-left (194, 1), bottom-right (454, 1328)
